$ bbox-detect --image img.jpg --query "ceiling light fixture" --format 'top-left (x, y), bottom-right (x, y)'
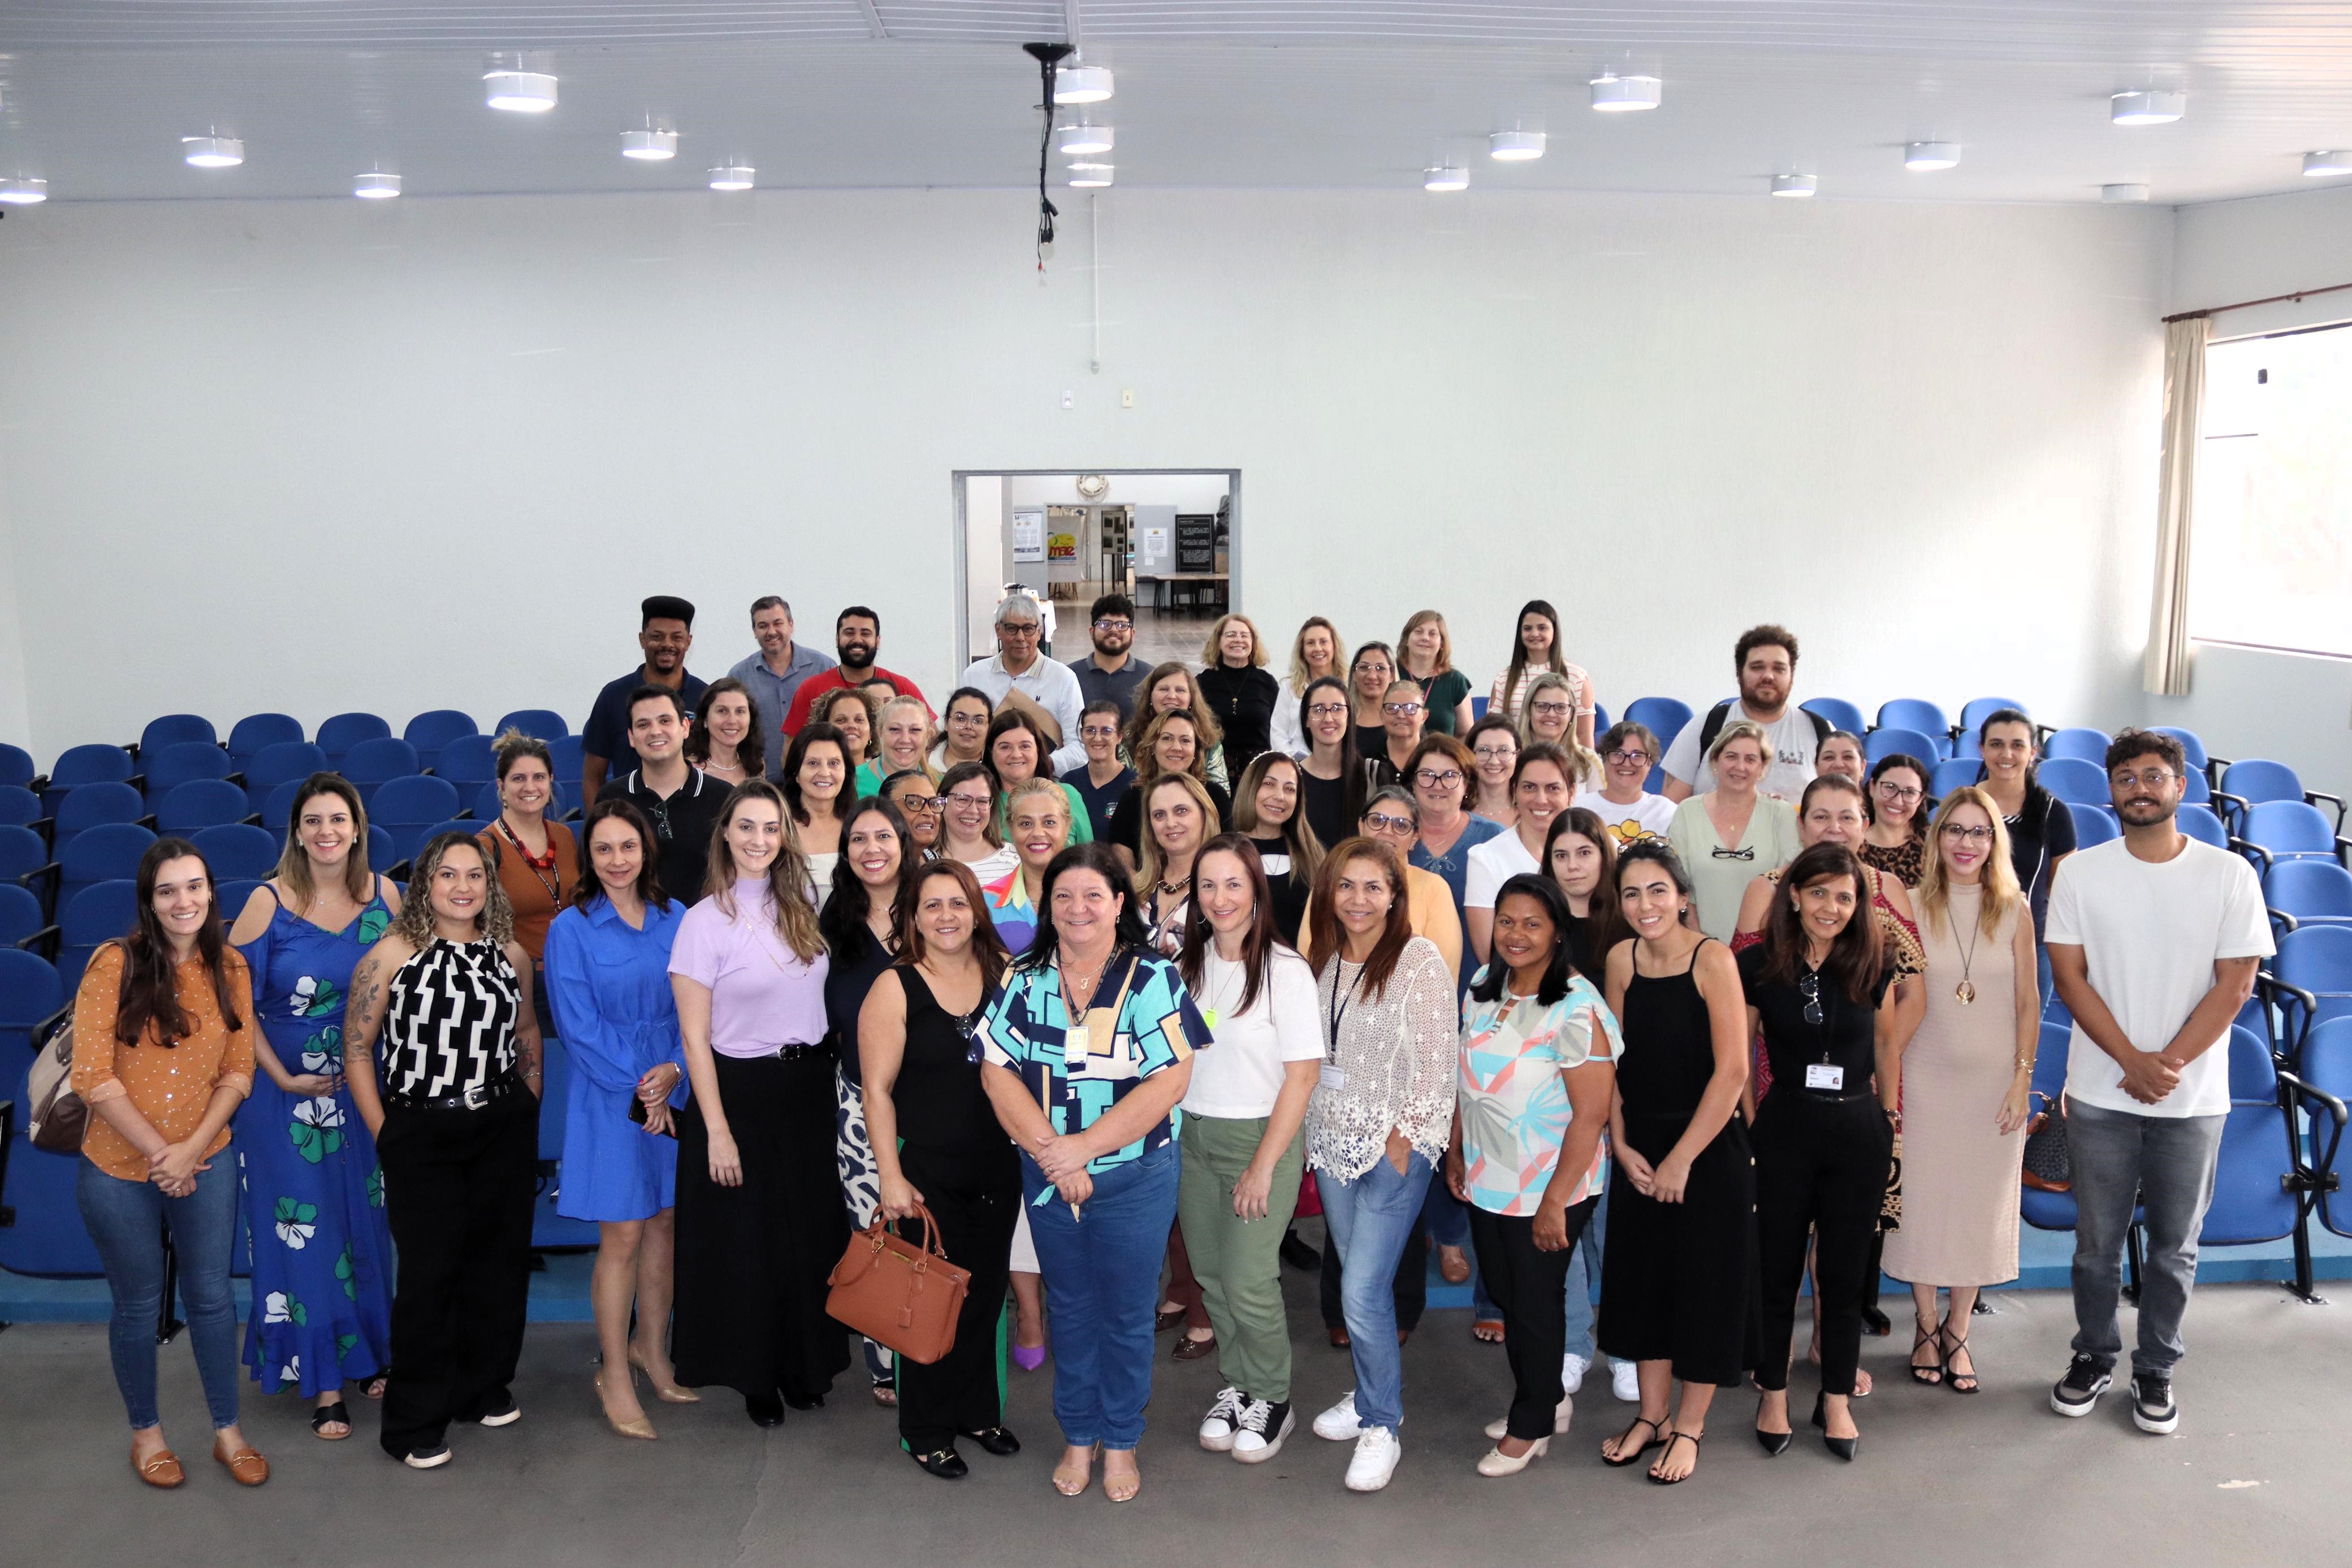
top-left (2101, 183), bottom-right (2150, 203)
top-left (2305, 150), bottom-right (2351, 177)
top-left (621, 128), bottom-right (677, 161)
top-left (1056, 119), bottom-right (1113, 157)
top-left (0, 175), bottom-right (47, 205)
top-left (1053, 55), bottom-right (1113, 105)
top-left (1589, 72), bottom-right (1662, 112)
top-left (1065, 157), bottom-right (1113, 171)
top-left (1489, 130), bottom-right (1545, 162)
top-left (2110, 90), bottom-right (2185, 126)
top-left (1067, 165), bottom-right (1113, 188)
top-left (352, 171), bottom-right (400, 200)
top-left (707, 164), bottom-right (755, 191)
top-left (484, 68), bottom-right (558, 113)
top-left (1904, 141), bottom-right (1960, 171)
top-left (183, 134), bottom-right (244, 168)
top-left (1424, 164), bottom-right (1469, 192)
top-left (1771, 172), bottom-right (1817, 198)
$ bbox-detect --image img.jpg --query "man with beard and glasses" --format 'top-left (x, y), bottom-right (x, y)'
top-left (2043, 728), bottom-right (2269, 1439)
top-left (1660, 622), bottom-right (1829, 805)
top-left (781, 605), bottom-right (928, 739)
top-left (1069, 592), bottom-right (1148, 724)
top-left (729, 596), bottom-right (836, 779)
top-left (595, 687), bottom-right (727, 907)
top-left (583, 596), bottom-right (710, 802)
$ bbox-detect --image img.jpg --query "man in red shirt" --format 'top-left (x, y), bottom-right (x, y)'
top-left (780, 605), bottom-right (928, 736)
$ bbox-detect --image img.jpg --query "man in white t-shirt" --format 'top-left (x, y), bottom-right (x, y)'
top-left (2042, 729), bottom-right (2269, 1438)
top-left (1659, 625), bottom-right (1827, 804)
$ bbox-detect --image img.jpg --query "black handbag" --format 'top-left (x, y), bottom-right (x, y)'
top-left (2021, 1092), bottom-right (2070, 1192)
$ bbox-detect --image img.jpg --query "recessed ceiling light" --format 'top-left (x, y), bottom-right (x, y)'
top-left (1589, 72), bottom-right (1662, 112)
top-left (1771, 172), bottom-right (1817, 198)
top-left (182, 135), bottom-right (244, 169)
top-left (352, 171), bottom-right (400, 200)
top-left (1056, 120), bottom-right (1113, 157)
top-left (2111, 90), bottom-right (2185, 126)
top-left (2305, 150), bottom-right (2351, 177)
top-left (621, 129), bottom-right (678, 161)
top-left (1054, 60), bottom-right (1113, 105)
top-left (0, 176), bottom-right (48, 205)
top-left (707, 164), bottom-right (755, 191)
top-left (1424, 164), bottom-right (1469, 192)
top-left (1489, 130), bottom-right (1545, 162)
top-left (484, 69), bottom-right (558, 113)
top-left (1904, 141), bottom-right (1960, 171)
top-left (1067, 165), bottom-right (1113, 188)
top-left (2101, 183), bottom-right (2151, 203)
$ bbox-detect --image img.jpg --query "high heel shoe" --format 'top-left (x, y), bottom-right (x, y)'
top-left (1754, 1392), bottom-right (1792, 1456)
top-left (1485, 1394), bottom-right (1573, 1440)
top-left (1103, 1450), bottom-right (1143, 1504)
top-left (1052, 1442), bottom-right (1100, 1497)
top-left (1813, 1392), bottom-right (1857, 1461)
top-left (629, 1354), bottom-right (700, 1404)
top-left (1476, 1436), bottom-right (1549, 1476)
top-left (596, 1371), bottom-right (657, 1441)
top-left (1909, 1318), bottom-right (1945, 1386)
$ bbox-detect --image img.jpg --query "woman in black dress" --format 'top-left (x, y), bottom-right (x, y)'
top-left (1742, 842), bottom-right (1900, 1462)
top-left (858, 860), bottom-right (1021, 1478)
top-left (1594, 843), bottom-right (1754, 1485)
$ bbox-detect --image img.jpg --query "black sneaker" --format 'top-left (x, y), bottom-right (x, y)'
top-left (474, 1398), bottom-right (521, 1427)
top-left (2130, 1374), bottom-right (2178, 1435)
top-left (2050, 1354), bottom-right (2112, 1417)
top-left (1231, 1397), bottom-right (1294, 1464)
top-left (400, 1445), bottom-right (452, 1470)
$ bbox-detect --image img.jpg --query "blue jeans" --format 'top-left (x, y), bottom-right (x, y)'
top-left (1321, 1150), bottom-right (1432, 1433)
top-left (1562, 1184), bottom-right (1615, 1365)
top-left (76, 1158), bottom-right (242, 1431)
top-left (2066, 1101), bottom-right (2225, 1379)
top-left (1022, 1140), bottom-right (1180, 1448)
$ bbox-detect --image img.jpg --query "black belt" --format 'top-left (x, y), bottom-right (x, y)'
top-left (386, 1070), bottom-right (520, 1112)
top-left (729, 1042), bottom-right (831, 1062)
top-left (1791, 1088), bottom-right (1880, 1106)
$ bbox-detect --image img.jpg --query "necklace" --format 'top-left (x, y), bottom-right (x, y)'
top-left (496, 818), bottom-right (560, 904)
top-left (1952, 886), bottom-right (1984, 1004)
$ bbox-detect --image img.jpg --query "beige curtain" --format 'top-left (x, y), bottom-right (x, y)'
top-left (2143, 315), bottom-right (2209, 696)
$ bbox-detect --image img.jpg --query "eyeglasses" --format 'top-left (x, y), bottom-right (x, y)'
top-left (1874, 781), bottom-right (1923, 803)
top-left (1474, 745), bottom-right (1516, 761)
top-left (1529, 701), bottom-right (1572, 717)
top-left (1797, 971), bottom-right (1823, 1026)
top-left (1604, 749), bottom-right (1649, 766)
top-left (1080, 724), bottom-right (1120, 739)
top-left (644, 798), bottom-right (675, 843)
top-left (1307, 702), bottom-right (1349, 718)
top-left (1709, 844), bottom-right (1756, 861)
top-left (1415, 768), bottom-right (1462, 789)
top-left (1382, 701), bottom-right (1423, 717)
top-left (1361, 812), bottom-right (1417, 834)
top-left (945, 792), bottom-right (993, 813)
top-left (997, 622), bottom-right (1040, 638)
top-left (1092, 618), bottom-right (1133, 632)
top-left (2111, 767), bottom-right (2180, 789)
top-left (1941, 823), bottom-right (1995, 843)
top-left (949, 711), bottom-right (987, 727)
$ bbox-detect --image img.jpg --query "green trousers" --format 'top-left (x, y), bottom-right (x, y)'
top-left (1175, 1113), bottom-right (1305, 1403)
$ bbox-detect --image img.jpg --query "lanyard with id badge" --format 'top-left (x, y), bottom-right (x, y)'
top-left (1321, 960), bottom-right (1365, 1094)
top-left (1797, 968), bottom-right (1844, 1091)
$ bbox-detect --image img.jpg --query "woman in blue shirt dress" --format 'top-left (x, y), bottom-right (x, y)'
top-left (543, 797), bottom-right (690, 1440)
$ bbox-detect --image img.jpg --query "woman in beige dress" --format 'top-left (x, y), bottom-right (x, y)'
top-left (1882, 786), bottom-right (2038, 1394)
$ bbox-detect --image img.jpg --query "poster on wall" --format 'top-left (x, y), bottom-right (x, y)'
top-left (1011, 509), bottom-right (1045, 563)
top-left (1047, 532), bottom-right (1077, 559)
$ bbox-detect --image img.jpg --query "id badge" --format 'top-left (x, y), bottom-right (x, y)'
top-left (1318, 1063), bottom-right (1348, 1093)
top-left (1804, 1063), bottom-right (1845, 1091)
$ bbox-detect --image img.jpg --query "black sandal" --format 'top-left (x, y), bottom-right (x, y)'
top-left (310, 1400), bottom-right (352, 1440)
top-left (1909, 1319), bottom-right (1944, 1385)
top-left (1648, 1430), bottom-right (1701, 1485)
top-left (1939, 1316), bottom-right (1979, 1394)
top-left (1601, 1415), bottom-right (1670, 1467)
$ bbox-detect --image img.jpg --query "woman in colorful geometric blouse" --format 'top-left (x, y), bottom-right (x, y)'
top-left (978, 841), bottom-right (1208, 1505)
top-left (1446, 873), bottom-right (1621, 1479)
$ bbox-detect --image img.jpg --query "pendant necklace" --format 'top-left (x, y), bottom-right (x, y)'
top-left (1953, 894), bottom-right (1983, 1005)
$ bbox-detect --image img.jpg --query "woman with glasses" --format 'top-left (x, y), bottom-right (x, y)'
top-left (1515, 672), bottom-right (1583, 755)
top-left (1882, 789), bottom-right (2037, 1394)
top-left (782, 722), bottom-right (855, 909)
top-left (1489, 600), bottom-right (1597, 748)
top-left (1346, 644), bottom-right (1399, 763)
top-left (1816, 731), bottom-right (1867, 785)
top-left (929, 688), bottom-right (995, 776)
top-left (1125, 662), bottom-right (1230, 791)
top-left (881, 770), bottom-right (943, 858)
top-left (1070, 699), bottom-right (1136, 844)
top-left (1196, 613), bottom-right (1281, 779)
top-left (985, 708), bottom-right (1094, 846)
top-left (1465, 715), bottom-right (1520, 828)
top-left (1230, 751), bottom-right (1324, 945)
top-left (1106, 710), bottom-right (1232, 863)
top-left (1406, 735), bottom-right (1503, 934)
top-left (1744, 843), bottom-right (1901, 1462)
top-left (857, 695), bottom-right (935, 796)
top-left (1365, 680), bottom-right (1428, 795)
top-left (936, 760), bottom-right (1017, 883)
top-left (1270, 617), bottom-right (1346, 762)
top-left (1667, 722), bottom-right (1801, 943)
top-left (1972, 709), bottom-right (2074, 1011)
top-left (1397, 610), bottom-right (1474, 737)
top-left (1574, 721), bottom-right (1675, 849)
top-left (1466, 744), bottom-right (1581, 969)
top-left (1298, 675), bottom-right (1364, 852)
top-left (1862, 754), bottom-right (1933, 889)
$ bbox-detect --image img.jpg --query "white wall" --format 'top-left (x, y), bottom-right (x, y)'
top-left (1004, 474), bottom-right (1230, 513)
top-left (2151, 183), bottom-right (2352, 794)
top-left (0, 188), bottom-right (2167, 765)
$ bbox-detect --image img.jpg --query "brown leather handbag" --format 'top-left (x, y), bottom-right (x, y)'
top-left (825, 1203), bottom-right (970, 1366)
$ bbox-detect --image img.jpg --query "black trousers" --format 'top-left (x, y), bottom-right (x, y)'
top-left (1319, 1219), bottom-right (1428, 1331)
top-left (1753, 1092), bottom-right (1892, 1397)
top-left (895, 1143), bottom-right (1021, 1453)
top-left (1469, 1197), bottom-right (1598, 1441)
top-left (376, 1088), bottom-right (540, 1458)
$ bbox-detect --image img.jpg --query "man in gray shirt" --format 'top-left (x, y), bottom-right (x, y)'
top-left (727, 595), bottom-right (836, 780)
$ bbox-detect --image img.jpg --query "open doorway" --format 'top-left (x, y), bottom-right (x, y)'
top-left (954, 470), bottom-right (1239, 668)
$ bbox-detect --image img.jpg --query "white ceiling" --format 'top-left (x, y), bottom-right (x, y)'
top-left (1, 2), bottom-right (2348, 204)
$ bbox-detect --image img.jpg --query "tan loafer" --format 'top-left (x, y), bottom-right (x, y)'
top-left (213, 1440), bottom-right (270, 1487)
top-left (133, 1448), bottom-right (184, 1489)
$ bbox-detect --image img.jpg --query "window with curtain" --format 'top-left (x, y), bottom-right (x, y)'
top-left (2190, 320), bottom-right (2352, 656)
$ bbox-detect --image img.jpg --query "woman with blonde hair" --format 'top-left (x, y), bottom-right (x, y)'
top-left (1398, 610), bottom-right (1473, 737)
top-left (1666, 721), bottom-right (1801, 943)
top-left (665, 781), bottom-right (848, 1426)
top-left (1271, 617), bottom-right (1346, 761)
top-left (1135, 772), bottom-right (1218, 957)
top-left (1516, 672), bottom-right (1584, 756)
top-left (1107, 709), bottom-right (1233, 861)
top-left (1883, 788), bottom-right (2038, 1394)
top-left (1197, 612), bottom-right (1281, 779)
top-left (1125, 662), bottom-right (1229, 789)
top-left (983, 776), bottom-right (1076, 956)
top-left (859, 694), bottom-right (936, 796)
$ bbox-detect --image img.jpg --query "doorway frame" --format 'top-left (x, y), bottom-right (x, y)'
top-left (951, 468), bottom-right (1242, 668)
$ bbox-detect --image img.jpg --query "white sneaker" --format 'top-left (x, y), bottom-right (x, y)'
top-left (1560, 1353), bottom-right (1590, 1394)
top-left (1199, 1385), bottom-right (1246, 1452)
top-left (1485, 1394), bottom-right (1571, 1441)
top-left (1611, 1360), bottom-right (1640, 1402)
top-left (1313, 1390), bottom-right (1364, 1441)
top-left (1344, 1426), bottom-right (1402, 1492)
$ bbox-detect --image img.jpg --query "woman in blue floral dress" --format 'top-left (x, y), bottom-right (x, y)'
top-left (227, 774), bottom-right (400, 1440)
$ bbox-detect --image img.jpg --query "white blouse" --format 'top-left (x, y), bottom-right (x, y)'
top-left (1304, 935), bottom-right (1459, 1181)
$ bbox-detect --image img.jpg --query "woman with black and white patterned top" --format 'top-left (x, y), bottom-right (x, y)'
top-left (346, 833), bottom-right (544, 1472)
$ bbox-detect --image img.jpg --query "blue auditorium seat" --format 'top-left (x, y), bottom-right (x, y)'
top-left (191, 822), bottom-right (280, 881)
top-left (155, 778), bottom-right (254, 834)
top-left (136, 713), bottom-right (217, 760)
top-left (403, 709), bottom-right (479, 774)
top-left (226, 712), bottom-right (304, 766)
top-left (496, 709), bottom-right (570, 742)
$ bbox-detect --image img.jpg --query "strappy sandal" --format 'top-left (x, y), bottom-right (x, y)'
top-left (1600, 1414), bottom-right (1670, 1467)
top-left (1939, 1316), bottom-right (1979, 1394)
top-left (363, 1373), bottom-right (388, 1400)
top-left (1648, 1430), bottom-right (1701, 1485)
top-left (1909, 1319), bottom-right (1944, 1385)
top-left (1102, 1450), bottom-right (1142, 1504)
top-left (311, 1400), bottom-right (353, 1440)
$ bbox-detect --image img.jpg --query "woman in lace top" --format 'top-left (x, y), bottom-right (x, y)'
top-left (1301, 837), bottom-right (1459, 1494)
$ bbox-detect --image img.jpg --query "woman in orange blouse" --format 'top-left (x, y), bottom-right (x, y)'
top-left (476, 730), bottom-right (580, 1037)
top-left (71, 838), bottom-right (266, 1488)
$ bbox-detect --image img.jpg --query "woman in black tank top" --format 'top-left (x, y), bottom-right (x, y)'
top-left (1593, 844), bottom-right (1758, 1485)
top-left (856, 861), bottom-right (1021, 1479)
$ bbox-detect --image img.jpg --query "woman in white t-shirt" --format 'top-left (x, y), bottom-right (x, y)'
top-left (1574, 721), bottom-right (1677, 850)
top-left (1175, 834), bottom-right (1323, 1465)
top-left (1465, 743), bottom-right (1578, 967)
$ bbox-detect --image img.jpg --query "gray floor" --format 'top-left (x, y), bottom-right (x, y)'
top-left (8, 1265), bottom-right (2350, 1567)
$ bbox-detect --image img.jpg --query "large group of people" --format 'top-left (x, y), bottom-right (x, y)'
top-left (63, 593), bottom-right (2272, 1499)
